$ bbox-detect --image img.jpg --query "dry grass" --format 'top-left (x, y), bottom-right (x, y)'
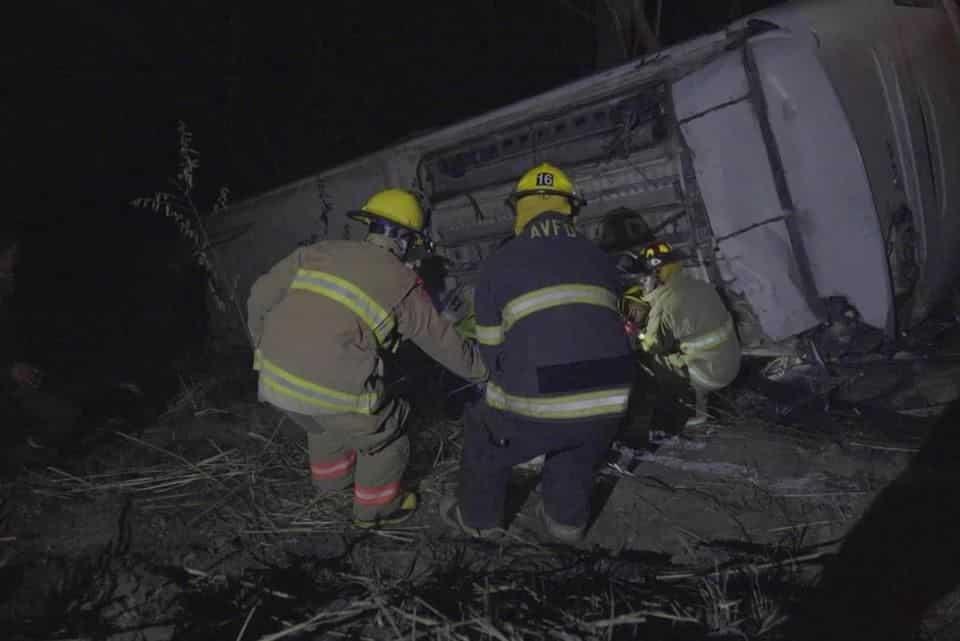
top-left (14, 385), bottom-right (816, 641)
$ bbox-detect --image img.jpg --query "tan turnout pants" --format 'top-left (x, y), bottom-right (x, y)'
top-left (284, 398), bottom-right (410, 521)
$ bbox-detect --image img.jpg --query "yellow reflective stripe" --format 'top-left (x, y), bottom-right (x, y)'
top-left (474, 323), bottom-right (505, 346)
top-left (485, 382), bottom-right (630, 420)
top-left (502, 284), bottom-right (618, 332)
top-left (260, 377), bottom-right (364, 414)
top-left (680, 318), bottom-right (734, 355)
top-left (476, 285), bottom-right (619, 346)
top-left (290, 269), bottom-right (396, 344)
top-left (258, 356), bottom-right (361, 401)
top-left (257, 351), bottom-right (378, 414)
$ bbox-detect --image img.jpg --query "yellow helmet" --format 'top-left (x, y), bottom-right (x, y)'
top-left (505, 163), bottom-right (587, 210)
top-left (348, 188), bottom-right (425, 233)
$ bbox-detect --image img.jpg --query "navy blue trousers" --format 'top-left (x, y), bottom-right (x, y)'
top-left (456, 402), bottom-right (621, 529)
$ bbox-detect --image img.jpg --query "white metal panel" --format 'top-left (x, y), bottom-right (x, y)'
top-left (751, 34), bottom-right (893, 333)
top-left (748, 0), bottom-right (960, 327)
top-left (673, 49), bottom-right (820, 342)
top-left (212, 185), bottom-right (324, 311)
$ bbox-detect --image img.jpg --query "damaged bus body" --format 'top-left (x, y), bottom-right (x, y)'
top-left (209, 0), bottom-right (960, 367)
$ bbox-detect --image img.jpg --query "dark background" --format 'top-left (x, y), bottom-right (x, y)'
top-left (0, 0), bottom-right (781, 399)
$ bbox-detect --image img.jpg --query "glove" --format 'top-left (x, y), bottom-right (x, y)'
top-left (454, 314), bottom-right (478, 340)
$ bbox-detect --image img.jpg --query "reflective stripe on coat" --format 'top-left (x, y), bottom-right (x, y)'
top-left (474, 212), bottom-right (634, 422)
top-left (641, 272), bottom-right (741, 390)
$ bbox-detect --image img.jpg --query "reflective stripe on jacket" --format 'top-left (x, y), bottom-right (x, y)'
top-left (474, 212), bottom-right (635, 422)
top-left (289, 269), bottom-right (397, 345)
top-left (485, 381), bottom-right (632, 421)
top-left (680, 317), bottom-right (736, 356)
top-left (641, 271), bottom-right (741, 390)
top-left (255, 350), bottom-right (380, 414)
top-left (475, 284), bottom-right (619, 346)
top-left (247, 240), bottom-right (487, 416)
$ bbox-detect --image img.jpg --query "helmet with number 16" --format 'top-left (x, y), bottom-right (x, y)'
top-left (505, 163), bottom-right (587, 234)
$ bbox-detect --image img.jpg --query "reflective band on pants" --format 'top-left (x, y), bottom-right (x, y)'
top-left (355, 481), bottom-right (401, 506)
top-left (256, 350), bottom-right (380, 414)
top-left (485, 382), bottom-right (630, 420)
top-left (310, 450), bottom-right (357, 480)
top-left (475, 284), bottom-right (619, 346)
top-left (289, 269), bottom-right (396, 344)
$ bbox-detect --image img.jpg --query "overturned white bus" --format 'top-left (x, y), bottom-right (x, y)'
top-left (207, 0), bottom-right (960, 365)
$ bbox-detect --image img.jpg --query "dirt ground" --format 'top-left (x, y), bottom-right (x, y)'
top-left (2, 346), bottom-right (959, 640)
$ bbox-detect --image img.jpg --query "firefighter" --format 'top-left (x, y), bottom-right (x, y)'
top-left (618, 241), bottom-right (741, 432)
top-left (246, 188), bottom-right (488, 528)
top-left (440, 163), bottom-right (635, 544)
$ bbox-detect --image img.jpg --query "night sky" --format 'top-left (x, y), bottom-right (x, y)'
top-left (2, 1), bottom-right (779, 394)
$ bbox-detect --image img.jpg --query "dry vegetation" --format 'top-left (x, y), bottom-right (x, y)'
top-left (0, 365), bottom-right (842, 641)
top-left (5, 319), bottom-right (960, 641)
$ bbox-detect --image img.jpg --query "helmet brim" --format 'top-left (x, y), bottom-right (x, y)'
top-left (348, 209), bottom-right (423, 234)
top-left (347, 210), bottom-right (373, 225)
top-left (505, 189), bottom-right (587, 209)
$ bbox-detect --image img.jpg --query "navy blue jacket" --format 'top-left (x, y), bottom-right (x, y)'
top-left (473, 212), bottom-right (635, 422)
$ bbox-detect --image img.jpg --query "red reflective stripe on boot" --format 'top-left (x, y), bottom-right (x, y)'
top-left (354, 480), bottom-right (401, 506)
top-left (310, 450), bottom-right (357, 480)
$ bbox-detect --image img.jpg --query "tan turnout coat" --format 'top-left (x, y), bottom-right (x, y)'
top-left (641, 271), bottom-right (741, 390)
top-left (247, 240), bottom-right (487, 416)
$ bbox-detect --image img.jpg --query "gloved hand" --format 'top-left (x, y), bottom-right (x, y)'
top-left (664, 353), bottom-right (687, 371)
top-left (454, 314), bottom-right (477, 340)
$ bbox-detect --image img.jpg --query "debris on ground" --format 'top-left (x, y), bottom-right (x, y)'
top-left (3, 328), bottom-right (960, 640)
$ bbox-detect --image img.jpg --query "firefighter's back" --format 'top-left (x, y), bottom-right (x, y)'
top-left (257, 240), bottom-right (416, 413)
top-left (476, 213), bottom-right (634, 420)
